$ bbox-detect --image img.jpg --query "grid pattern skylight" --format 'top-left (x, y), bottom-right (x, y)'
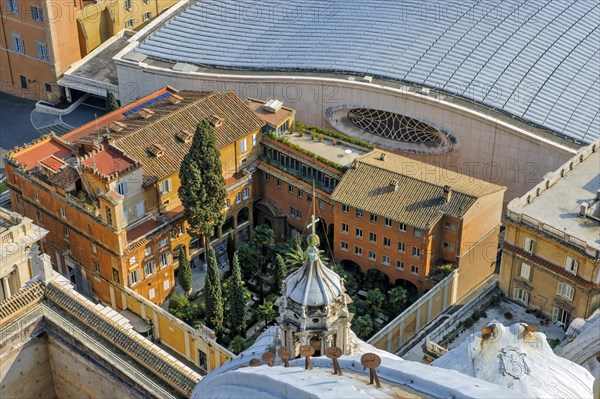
top-left (135, 0), bottom-right (600, 144)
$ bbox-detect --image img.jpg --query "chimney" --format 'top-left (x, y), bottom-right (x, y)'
top-left (167, 94), bottom-right (183, 104)
top-left (580, 202), bottom-right (589, 217)
top-left (380, 153), bottom-right (386, 161)
top-left (443, 185), bottom-right (452, 203)
top-left (389, 179), bottom-right (399, 192)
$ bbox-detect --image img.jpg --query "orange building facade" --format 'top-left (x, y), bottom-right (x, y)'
top-left (4, 87), bottom-right (264, 306)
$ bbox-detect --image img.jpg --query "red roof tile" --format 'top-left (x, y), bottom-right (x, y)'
top-left (82, 142), bottom-right (136, 176)
top-left (126, 219), bottom-right (161, 243)
top-left (39, 155), bottom-right (67, 172)
top-left (13, 137), bottom-right (73, 171)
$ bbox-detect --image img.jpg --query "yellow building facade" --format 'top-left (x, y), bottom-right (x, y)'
top-left (499, 140), bottom-right (600, 324)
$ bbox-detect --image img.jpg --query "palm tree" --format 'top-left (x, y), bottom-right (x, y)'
top-left (388, 287), bottom-right (408, 316)
top-left (256, 300), bottom-right (276, 326)
top-left (283, 236), bottom-right (330, 273)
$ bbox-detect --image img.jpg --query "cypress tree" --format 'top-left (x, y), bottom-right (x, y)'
top-left (105, 90), bottom-right (120, 112)
top-left (228, 252), bottom-right (247, 335)
top-left (177, 247), bottom-right (193, 296)
top-left (226, 231), bottom-right (235, 267)
top-left (179, 119), bottom-right (227, 264)
top-left (205, 247), bottom-right (223, 332)
top-left (275, 254), bottom-right (287, 295)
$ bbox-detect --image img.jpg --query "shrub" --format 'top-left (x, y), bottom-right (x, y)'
top-left (462, 317), bottom-right (475, 328)
top-left (547, 338), bottom-right (560, 349)
top-left (296, 123), bottom-right (375, 149)
top-left (504, 312), bottom-right (513, 320)
top-left (491, 295), bottom-right (501, 305)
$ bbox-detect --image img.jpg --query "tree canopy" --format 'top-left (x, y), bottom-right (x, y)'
top-left (228, 252), bottom-right (247, 335)
top-left (105, 90), bottom-right (120, 112)
top-left (177, 247), bottom-right (193, 295)
top-left (205, 247), bottom-right (224, 332)
top-left (237, 243), bottom-right (263, 280)
top-left (178, 120), bottom-right (227, 241)
top-left (274, 254), bottom-right (287, 295)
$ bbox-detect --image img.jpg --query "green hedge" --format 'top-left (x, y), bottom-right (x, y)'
top-left (266, 132), bottom-right (348, 172)
top-left (295, 121), bottom-right (374, 150)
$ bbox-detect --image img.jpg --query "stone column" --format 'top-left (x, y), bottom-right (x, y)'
top-left (2, 276), bottom-right (11, 299)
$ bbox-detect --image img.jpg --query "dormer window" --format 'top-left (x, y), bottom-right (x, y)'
top-left (148, 144), bottom-right (165, 157)
top-left (109, 121), bottom-right (126, 132)
top-left (168, 94), bottom-right (183, 104)
top-left (176, 130), bottom-right (193, 143)
top-left (137, 108), bottom-right (155, 119)
top-left (208, 114), bottom-right (224, 127)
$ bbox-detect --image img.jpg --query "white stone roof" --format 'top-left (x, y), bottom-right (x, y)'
top-left (557, 309), bottom-right (600, 378)
top-left (284, 246), bottom-right (344, 307)
top-left (432, 322), bottom-right (595, 399)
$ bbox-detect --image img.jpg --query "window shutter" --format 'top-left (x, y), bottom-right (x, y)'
top-left (557, 282), bottom-right (563, 295)
top-left (552, 307), bottom-right (559, 322)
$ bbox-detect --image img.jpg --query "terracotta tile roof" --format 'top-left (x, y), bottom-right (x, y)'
top-left (47, 165), bottom-right (80, 189)
top-left (39, 155), bottom-right (67, 172)
top-left (45, 281), bottom-right (201, 395)
top-left (503, 242), bottom-right (599, 290)
top-left (81, 141), bottom-right (138, 177)
top-left (113, 91), bottom-right (264, 186)
top-left (0, 281), bottom-right (45, 322)
top-left (12, 137), bottom-right (74, 171)
top-left (331, 151), bottom-right (505, 229)
top-left (126, 219), bottom-right (162, 243)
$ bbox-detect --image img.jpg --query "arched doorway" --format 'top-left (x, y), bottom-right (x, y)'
top-left (237, 207), bottom-right (249, 225)
top-left (394, 279), bottom-right (419, 302)
top-left (364, 268), bottom-right (390, 291)
top-left (340, 259), bottom-right (362, 276)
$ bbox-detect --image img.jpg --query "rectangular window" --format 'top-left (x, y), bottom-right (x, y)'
top-left (410, 265), bottom-right (419, 275)
top-left (19, 75), bottom-right (27, 89)
top-left (129, 256), bottom-right (136, 265)
top-left (91, 244), bottom-right (97, 254)
top-left (443, 242), bottom-right (455, 252)
top-left (444, 222), bottom-right (456, 232)
top-left (163, 279), bottom-right (171, 290)
top-left (288, 185), bottom-right (293, 194)
top-left (136, 201), bottom-right (144, 217)
top-left (413, 228), bottom-right (422, 238)
top-left (124, 0), bottom-right (131, 10)
top-left (524, 236), bottom-right (535, 253)
top-left (116, 181), bottom-right (128, 195)
top-left (235, 192), bottom-right (242, 204)
top-left (397, 242), bottom-right (405, 253)
top-left (125, 19), bottom-right (134, 28)
top-left (399, 223), bottom-right (406, 232)
top-left (354, 246), bottom-right (362, 256)
top-left (355, 209), bottom-right (363, 218)
top-left (142, 11), bottom-right (152, 21)
top-left (520, 262), bottom-right (531, 280)
top-left (65, 243), bottom-right (71, 253)
top-left (307, 194), bottom-right (312, 203)
top-left (369, 232), bottom-right (377, 243)
top-left (340, 241), bottom-right (348, 251)
top-left (341, 223), bottom-right (349, 234)
top-left (60, 207), bottom-right (67, 218)
top-left (264, 173), bottom-right (270, 182)
top-left (64, 227), bottom-right (69, 237)
top-left (565, 256), bottom-right (578, 275)
top-left (34, 191), bottom-right (39, 201)
top-left (243, 188), bottom-right (249, 199)
top-left (93, 260), bottom-right (99, 273)
top-left (289, 206), bottom-right (295, 215)
top-left (342, 204), bottom-right (349, 213)
top-left (252, 133), bottom-right (257, 147)
top-left (112, 268), bottom-right (120, 283)
top-left (557, 282), bottom-right (574, 301)
top-left (276, 179), bottom-right (281, 188)
top-left (31, 6), bottom-right (43, 21)
top-left (368, 250), bottom-right (376, 261)
top-left (159, 252), bottom-right (171, 268)
top-left (144, 260), bottom-right (157, 277)
top-left (382, 255), bottom-right (390, 265)
top-left (128, 269), bottom-right (141, 286)
top-left (384, 218), bottom-right (392, 227)
top-left (396, 260), bottom-right (404, 270)
top-left (319, 200), bottom-right (324, 210)
top-left (240, 138), bottom-right (247, 153)
top-left (297, 190), bottom-right (303, 199)
top-left (552, 307), bottom-right (570, 325)
top-left (6, 0), bottom-right (18, 14)
top-left (35, 41), bottom-right (49, 61)
top-left (412, 247), bottom-right (420, 258)
top-left (158, 238), bottom-right (168, 249)
top-left (370, 214), bottom-right (378, 223)
top-left (355, 227), bottom-right (363, 238)
top-left (159, 178), bottom-right (172, 195)
top-left (295, 209), bottom-right (301, 219)
top-left (45, 83), bottom-right (52, 93)
top-left (513, 288), bottom-right (529, 304)
top-left (148, 288), bottom-right (156, 299)
top-left (383, 237), bottom-right (391, 248)
top-left (145, 246), bottom-right (152, 257)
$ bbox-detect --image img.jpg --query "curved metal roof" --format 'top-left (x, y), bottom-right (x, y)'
top-left (136, 0), bottom-right (600, 143)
